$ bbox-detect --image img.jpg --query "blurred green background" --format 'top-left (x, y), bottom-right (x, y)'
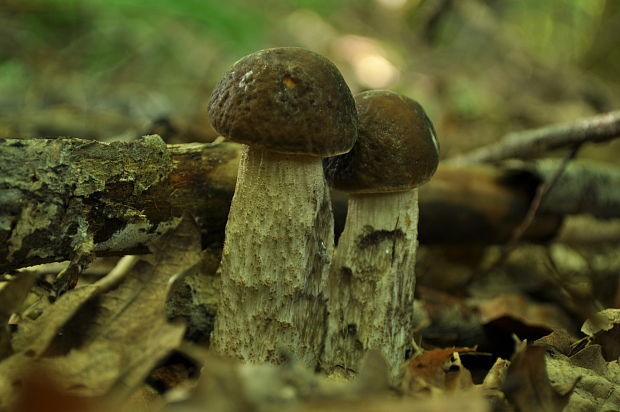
top-left (1, 0), bottom-right (619, 160)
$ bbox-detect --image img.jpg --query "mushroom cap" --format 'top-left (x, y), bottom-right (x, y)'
top-left (324, 90), bottom-right (439, 193)
top-left (208, 47), bottom-right (358, 157)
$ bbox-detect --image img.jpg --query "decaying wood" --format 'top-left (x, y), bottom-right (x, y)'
top-left (0, 136), bottom-right (239, 272)
top-left (6, 136), bottom-right (620, 272)
top-left (322, 189), bottom-right (418, 380)
top-left (211, 146), bottom-right (332, 367)
top-left (449, 110), bottom-right (620, 164)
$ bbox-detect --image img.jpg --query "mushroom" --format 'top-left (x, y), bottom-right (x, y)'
top-left (321, 90), bottom-right (439, 379)
top-left (208, 47), bottom-right (358, 366)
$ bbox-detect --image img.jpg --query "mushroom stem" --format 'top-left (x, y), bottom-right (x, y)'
top-left (323, 189), bottom-right (419, 380)
top-left (212, 144), bottom-right (333, 366)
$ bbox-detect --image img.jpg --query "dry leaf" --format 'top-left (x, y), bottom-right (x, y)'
top-left (0, 271), bottom-right (35, 359)
top-left (480, 357), bottom-right (509, 391)
top-left (502, 344), bottom-right (572, 412)
top-left (11, 260), bottom-right (131, 356)
top-left (401, 347), bottom-right (476, 394)
top-left (545, 344), bottom-right (620, 411)
top-left (581, 308), bottom-right (620, 362)
top-left (534, 328), bottom-right (575, 356)
top-left (0, 215), bottom-right (201, 409)
top-left (478, 295), bottom-right (573, 339)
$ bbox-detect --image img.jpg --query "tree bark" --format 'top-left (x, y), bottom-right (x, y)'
top-left (10, 136), bottom-right (619, 272)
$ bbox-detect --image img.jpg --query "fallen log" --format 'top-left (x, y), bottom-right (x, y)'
top-left (5, 135), bottom-right (616, 272)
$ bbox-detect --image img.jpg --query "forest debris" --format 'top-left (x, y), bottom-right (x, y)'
top-left (401, 347), bottom-right (477, 394)
top-left (0, 271), bottom-right (35, 359)
top-left (502, 344), bottom-right (573, 412)
top-left (0, 137), bottom-right (583, 272)
top-left (480, 357), bottom-right (509, 391)
top-left (534, 329), bottom-right (575, 356)
top-left (170, 348), bottom-right (491, 412)
top-left (290, 392), bottom-right (489, 412)
top-left (8, 136), bottom-right (620, 272)
top-left (0, 215), bottom-right (201, 409)
top-left (0, 135), bottom-right (174, 275)
top-left (417, 287), bottom-right (484, 349)
top-left (581, 308), bottom-right (620, 362)
top-left (165, 246), bottom-right (222, 345)
top-left (175, 350), bottom-right (390, 412)
top-left (545, 344), bottom-right (620, 411)
top-left (449, 110), bottom-right (620, 164)
top-left (478, 295), bottom-right (574, 338)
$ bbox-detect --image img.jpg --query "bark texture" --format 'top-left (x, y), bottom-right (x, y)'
top-left (322, 190), bottom-right (419, 380)
top-left (0, 135), bottom-right (172, 273)
top-left (211, 146), bottom-right (332, 367)
top-left (0, 137), bottom-right (239, 272)
top-left (9, 137), bottom-right (612, 272)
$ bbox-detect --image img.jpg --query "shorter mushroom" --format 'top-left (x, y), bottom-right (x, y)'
top-left (321, 90), bottom-right (439, 380)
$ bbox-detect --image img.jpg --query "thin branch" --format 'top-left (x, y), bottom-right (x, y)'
top-left (449, 110), bottom-right (620, 165)
top-left (509, 145), bottom-right (582, 245)
top-left (481, 145), bottom-right (581, 275)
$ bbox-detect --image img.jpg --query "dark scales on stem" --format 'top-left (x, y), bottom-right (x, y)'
top-left (358, 226), bottom-right (405, 249)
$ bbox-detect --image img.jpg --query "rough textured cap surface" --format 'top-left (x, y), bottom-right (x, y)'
top-left (324, 90), bottom-right (439, 193)
top-left (208, 47), bottom-right (358, 156)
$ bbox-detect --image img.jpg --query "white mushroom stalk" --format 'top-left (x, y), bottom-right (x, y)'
top-left (321, 90), bottom-right (439, 380)
top-left (213, 146), bottom-right (333, 365)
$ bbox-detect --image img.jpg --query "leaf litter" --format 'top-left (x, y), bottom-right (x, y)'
top-left (1, 216), bottom-right (620, 411)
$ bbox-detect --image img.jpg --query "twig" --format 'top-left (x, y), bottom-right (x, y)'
top-left (512, 145), bottom-right (582, 242)
top-left (449, 110), bottom-right (620, 165)
top-left (481, 144), bottom-right (582, 274)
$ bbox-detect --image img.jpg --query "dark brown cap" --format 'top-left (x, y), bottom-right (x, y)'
top-left (324, 90), bottom-right (439, 193)
top-left (208, 47), bottom-right (358, 157)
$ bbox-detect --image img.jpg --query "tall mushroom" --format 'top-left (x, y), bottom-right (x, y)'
top-left (321, 90), bottom-right (439, 379)
top-left (208, 47), bottom-right (358, 366)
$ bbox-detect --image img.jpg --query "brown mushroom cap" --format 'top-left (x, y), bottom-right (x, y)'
top-left (324, 90), bottom-right (439, 193)
top-left (208, 47), bottom-right (358, 157)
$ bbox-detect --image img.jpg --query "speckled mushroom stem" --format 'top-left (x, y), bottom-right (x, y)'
top-left (212, 145), bottom-right (333, 366)
top-left (322, 189), bottom-right (418, 380)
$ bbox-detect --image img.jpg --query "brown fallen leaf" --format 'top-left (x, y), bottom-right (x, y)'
top-left (545, 344), bottom-right (620, 411)
top-left (10, 258), bottom-right (134, 356)
top-left (0, 271), bottom-right (35, 359)
top-left (401, 347), bottom-right (477, 395)
top-left (478, 295), bottom-right (574, 339)
top-left (581, 308), bottom-right (620, 362)
top-left (502, 343), bottom-right (573, 412)
top-left (534, 328), bottom-right (575, 356)
top-left (0, 215), bottom-right (202, 409)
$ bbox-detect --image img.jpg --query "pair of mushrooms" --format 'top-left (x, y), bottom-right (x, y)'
top-left (208, 47), bottom-right (439, 379)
